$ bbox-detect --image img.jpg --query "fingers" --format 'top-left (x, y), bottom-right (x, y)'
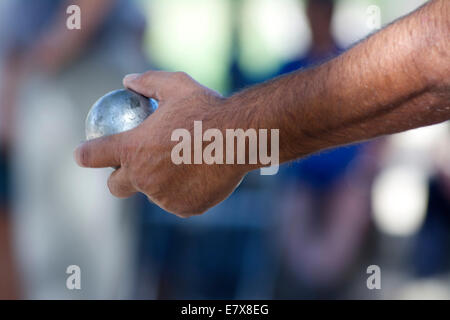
top-left (123, 70), bottom-right (193, 101)
top-left (123, 71), bottom-right (171, 100)
top-left (74, 132), bottom-right (126, 168)
top-left (107, 168), bottom-right (137, 198)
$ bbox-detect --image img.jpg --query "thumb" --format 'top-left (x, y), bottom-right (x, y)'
top-left (74, 131), bottom-right (126, 168)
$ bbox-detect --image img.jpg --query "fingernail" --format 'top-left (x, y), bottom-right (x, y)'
top-left (123, 73), bottom-right (140, 84)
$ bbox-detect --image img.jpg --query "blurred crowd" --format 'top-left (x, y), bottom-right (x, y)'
top-left (0, 0), bottom-right (449, 299)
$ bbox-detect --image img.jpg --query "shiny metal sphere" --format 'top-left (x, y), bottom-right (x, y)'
top-left (85, 89), bottom-right (158, 140)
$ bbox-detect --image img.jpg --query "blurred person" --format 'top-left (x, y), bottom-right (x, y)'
top-left (134, 0), bottom-right (278, 300)
top-left (279, 0), bottom-right (341, 75)
top-left (412, 125), bottom-right (450, 277)
top-left (0, 140), bottom-right (20, 299)
top-left (272, 0), bottom-right (378, 296)
top-left (0, 0), bottom-right (22, 300)
top-left (134, 184), bottom-right (278, 299)
top-left (74, 0), bottom-right (449, 218)
top-left (0, 0), bottom-right (148, 298)
top-left (276, 143), bottom-right (381, 297)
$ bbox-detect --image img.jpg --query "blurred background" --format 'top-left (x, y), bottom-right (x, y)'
top-left (0, 0), bottom-right (449, 299)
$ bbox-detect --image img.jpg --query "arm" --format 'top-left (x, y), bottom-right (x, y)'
top-left (74, 0), bottom-right (449, 217)
top-left (231, 0), bottom-right (449, 165)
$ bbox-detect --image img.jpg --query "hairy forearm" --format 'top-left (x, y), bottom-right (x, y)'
top-left (228, 0), bottom-right (449, 166)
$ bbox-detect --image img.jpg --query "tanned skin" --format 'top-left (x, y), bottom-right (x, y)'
top-left (75, 0), bottom-right (449, 217)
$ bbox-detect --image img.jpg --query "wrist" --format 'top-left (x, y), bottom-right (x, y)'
top-left (215, 94), bottom-right (280, 174)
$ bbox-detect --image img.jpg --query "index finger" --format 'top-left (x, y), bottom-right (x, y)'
top-left (123, 70), bottom-right (179, 101)
top-left (74, 132), bottom-right (125, 168)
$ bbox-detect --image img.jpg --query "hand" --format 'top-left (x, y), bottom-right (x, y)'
top-left (74, 71), bottom-right (247, 217)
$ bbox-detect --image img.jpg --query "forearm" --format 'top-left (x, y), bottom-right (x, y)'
top-left (228, 0), bottom-right (449, 166)
top-left (74, 0), bottom-right (448, 215)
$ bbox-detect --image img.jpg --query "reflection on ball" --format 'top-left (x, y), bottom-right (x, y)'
top-left (85, 89), bottom-right (158, 140)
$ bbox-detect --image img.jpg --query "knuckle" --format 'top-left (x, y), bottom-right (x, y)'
top-left (140, 74), bottom-right (153, 88)
top-left (133, 72), bottom-right (155, 90)
top-left (117, 134), bottom-right (135, 168)
top-left (149, 191), bottom-right (210, 218)
top-left (133, 174), bottom-right (149, 192)
top-left (171, 204), bottom-right (209, 218)
top-left (107, 174), bottom-right (133, 198)
top-left (120, 145), bottom-right (132, 168)
top-left (173, 71), bottom-right (190, 82)
top-left (107, 176), bottom-right (121, 197)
